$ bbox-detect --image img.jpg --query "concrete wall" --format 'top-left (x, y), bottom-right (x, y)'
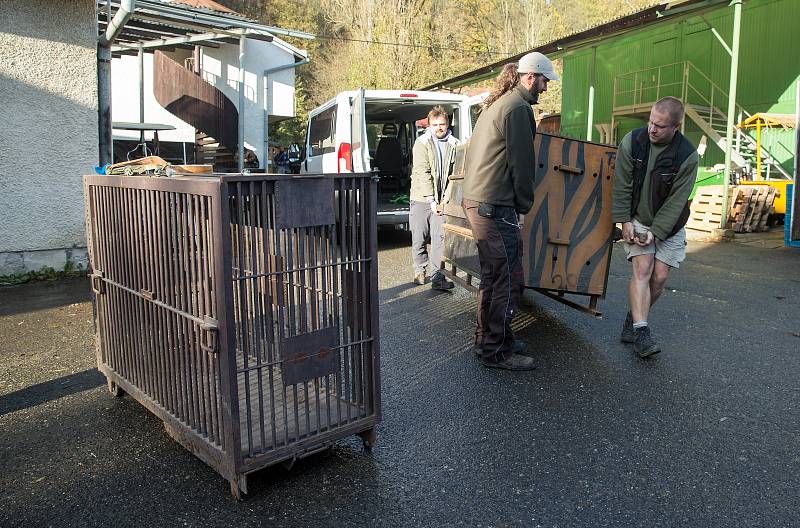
top-left (0, 0), bottom-right (98, 275)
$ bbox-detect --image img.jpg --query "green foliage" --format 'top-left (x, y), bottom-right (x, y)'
top-left (0, 265), bottom-right (85, 286)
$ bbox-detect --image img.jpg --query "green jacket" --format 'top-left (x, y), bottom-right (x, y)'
top-left (462, 84), bottom-right (537, 214)
top-left (612, 131), bottom-right (698, 240)
top-left (410, 129), bottom-right (460, 203)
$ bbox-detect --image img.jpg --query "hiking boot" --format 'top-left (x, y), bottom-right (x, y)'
top-left (481, 352), bottom-right (537, 371)
top-left (431, 274), bottom-right (454, 291)
top-left (620, 312), bottom-right (634, 343)
top-left (412, 273), bottom-right (426, 285)
top-left (634, 325), bottom-right (661, 358)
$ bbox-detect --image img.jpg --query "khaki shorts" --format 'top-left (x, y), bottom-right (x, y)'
top-left (623, 219), bottom-right (687, 268)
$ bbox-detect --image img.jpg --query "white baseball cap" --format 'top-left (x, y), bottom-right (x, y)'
top-left (517, 52), bottom-right (560, 81)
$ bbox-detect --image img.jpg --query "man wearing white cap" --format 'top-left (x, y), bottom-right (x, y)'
top-left (461, 51), bottom-right (559, 371)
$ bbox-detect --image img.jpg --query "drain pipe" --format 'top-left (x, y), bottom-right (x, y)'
top-left (98, 0), bottom-right (136, 166)
top-left (238, 35), bottom-right (246, 172)
top-left (262, 59), bottom-right (310, 171)
top-left (99, 0), bottom-right (136, 46)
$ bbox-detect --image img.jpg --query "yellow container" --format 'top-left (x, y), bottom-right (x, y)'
top-left (739, 180), bottom-right (792, 214)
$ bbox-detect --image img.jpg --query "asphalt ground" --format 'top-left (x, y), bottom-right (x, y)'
top-left (1, 230), bottom-right (799, 527)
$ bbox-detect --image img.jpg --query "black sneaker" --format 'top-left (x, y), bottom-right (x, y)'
top-left (633, 326), bottom-right (661, 358)
top-left (431, 274), bottom-right (454, 291)
top-left (481, 352), bottom-right (537, 371)
top-left (620, 312), bottom-right (634, 343)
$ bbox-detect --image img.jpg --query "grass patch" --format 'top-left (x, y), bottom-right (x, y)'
top-left (0, 265), bottom-right (87, 286)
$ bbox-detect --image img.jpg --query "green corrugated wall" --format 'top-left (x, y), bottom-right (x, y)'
top-left (559, 0), bottom-right (798, 184)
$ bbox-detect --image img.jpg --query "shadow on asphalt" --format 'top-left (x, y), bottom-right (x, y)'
top-left (0, 368), bottom-right (105, 416)
top-left (0, 276), bottom-right (91, 316)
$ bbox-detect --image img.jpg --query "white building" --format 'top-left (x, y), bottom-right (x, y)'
top-left (111, 27), bottom-right (306, 168)
top-left (0, 0), bottom-right (98, 276)
top-left (0, 0), bottom-right (312, 276)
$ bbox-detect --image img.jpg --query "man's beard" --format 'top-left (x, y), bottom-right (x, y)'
top-left (529, 83), bottom-right (543, 104)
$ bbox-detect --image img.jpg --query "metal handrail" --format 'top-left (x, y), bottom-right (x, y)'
top-left (611, 61), bottom-right (773, 173)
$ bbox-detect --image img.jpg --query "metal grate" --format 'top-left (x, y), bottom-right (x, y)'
top-left (227, 177), bottom-right (377, 457)
top-left (84, 173), bottom-right (380, 497)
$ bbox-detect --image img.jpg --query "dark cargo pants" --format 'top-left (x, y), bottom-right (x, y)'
top-left (462, 199), bottom-right (525, 360)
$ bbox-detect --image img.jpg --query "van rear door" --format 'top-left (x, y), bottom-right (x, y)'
top-left (458, 92), bottom-right (488, 140)
top-left (350, 88), bottom-right (370, 173)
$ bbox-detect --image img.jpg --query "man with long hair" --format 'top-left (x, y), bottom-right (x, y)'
top-left (462, 52), bottom-right (559, 371)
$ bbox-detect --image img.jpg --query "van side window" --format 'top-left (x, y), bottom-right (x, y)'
top-left (309, 107), bottom-right (336, 156)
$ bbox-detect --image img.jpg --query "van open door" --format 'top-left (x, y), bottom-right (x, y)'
top-left (458, 92), bottom-right (488, 140)
top-left (351, 88), bottom-right (370, 173)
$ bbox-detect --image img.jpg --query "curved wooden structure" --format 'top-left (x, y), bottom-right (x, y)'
top-left (153, 50), bottom-right (239, 156)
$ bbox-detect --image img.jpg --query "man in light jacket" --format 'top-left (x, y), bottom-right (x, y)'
top-left (409, 105), bottom-right (460, 290)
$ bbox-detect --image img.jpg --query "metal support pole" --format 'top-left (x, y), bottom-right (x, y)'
top-left (259, 59), bottom-right (310, 171)
top-left (138, 45), bottom-right (145, 143)
top-left (720, 0), bottom-right (742, 230)
top-left (792, 80), bottom-right (799, 241)
top-left (586, 47), bottom-right (596, 141)
top-left (238, 35), bottom-right (245, 173)
top-left (263, 72), bottom-right (275, 172)
top-left (98, 44), bottom-right (113, 166)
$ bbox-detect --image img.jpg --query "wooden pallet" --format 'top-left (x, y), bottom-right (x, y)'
top-left (687, 185), bottom-right (778, 233)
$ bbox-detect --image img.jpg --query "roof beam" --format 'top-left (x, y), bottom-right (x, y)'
top-left (111, 27), bottom-right (272, 52)
top-left (116, 0), bottom-right (315, 40)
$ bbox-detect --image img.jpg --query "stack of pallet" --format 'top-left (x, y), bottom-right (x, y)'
top-left (687, 185), bottom-right (778, 233)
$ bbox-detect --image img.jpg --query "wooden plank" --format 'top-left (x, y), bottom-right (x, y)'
top-left (746, 187), bottom-right (769, 232)
top-left (756, 188), bottom-right (778, 232)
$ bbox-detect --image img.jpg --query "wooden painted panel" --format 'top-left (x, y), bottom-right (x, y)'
top-left (444, 133), bottom-right (617, 298)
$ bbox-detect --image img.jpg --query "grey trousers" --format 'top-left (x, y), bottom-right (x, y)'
top-left (410, 200), bottom-right (445, 277)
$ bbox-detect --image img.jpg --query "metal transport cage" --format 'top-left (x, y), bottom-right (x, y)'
top-left (83, 172), bottom-right (381, 498)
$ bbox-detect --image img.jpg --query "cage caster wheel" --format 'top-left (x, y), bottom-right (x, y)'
top-left (107, 379), bottom-right (125, 398)
top-left (358, 428), bottom-right (377, 452)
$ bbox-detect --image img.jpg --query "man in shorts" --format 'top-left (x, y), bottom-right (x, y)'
top-left (612, 97), bottom-right (698, 358)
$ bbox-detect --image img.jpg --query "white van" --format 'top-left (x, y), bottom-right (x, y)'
top-left (301, 89), bottom-right (486, 225)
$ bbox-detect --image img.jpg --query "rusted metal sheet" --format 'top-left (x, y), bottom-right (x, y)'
top-left (443, 133), bottom-right (617, 316)
top-left (274, 177), bottom-right (335, 229)
top-left (84, 172), bottom-right (380, 499)
top-left (281, 326), bottom-right (339, 386)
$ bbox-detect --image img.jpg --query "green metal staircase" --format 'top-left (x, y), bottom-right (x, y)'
top-left (611, 61), bottom-right (791, 180)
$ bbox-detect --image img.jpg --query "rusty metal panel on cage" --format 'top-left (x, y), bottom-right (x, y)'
top-left (274, 176), bottom-right (335, 229)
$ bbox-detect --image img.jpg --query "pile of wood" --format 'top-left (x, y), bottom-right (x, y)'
top-left (687, 185), bottom-right (779, 233)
